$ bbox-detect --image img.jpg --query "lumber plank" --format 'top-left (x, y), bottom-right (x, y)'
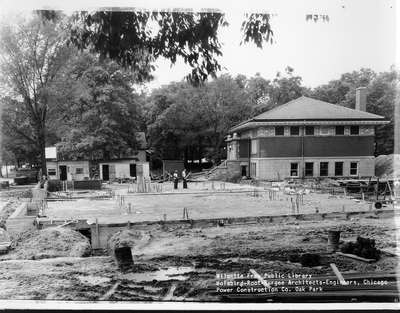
top-left (330, 263), bottom-right (348, 285)
top-left (336, 252), bottom-right (377, 263)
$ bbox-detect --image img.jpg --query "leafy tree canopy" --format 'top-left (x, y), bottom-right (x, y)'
top-left (38, 10), bottom-right (274, 85)
top-left (55, 53), bottom-right (145, 160)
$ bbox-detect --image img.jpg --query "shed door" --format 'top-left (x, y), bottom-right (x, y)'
top-left (129, 164), bottom-right (137, 177)
top-left (59, 165), bottom-right (67, 181)
top-left (102, 164), bottom-right (109, 181)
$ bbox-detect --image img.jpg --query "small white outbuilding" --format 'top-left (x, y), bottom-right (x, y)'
top-left (98, 158), bottom-right (150, 181)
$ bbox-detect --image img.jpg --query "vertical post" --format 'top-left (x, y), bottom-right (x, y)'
top-left (95, 218), bottom-right (100, 249)
top-left (376, 177), bottom-right (380, 201)
top-left (301, 122), bottom-right (305, 179)
top-left (248, 138), bottom-right (251, 178)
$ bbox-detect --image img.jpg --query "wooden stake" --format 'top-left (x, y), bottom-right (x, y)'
top-left (163, 282), bottom-right (177, 301)
top-left (99, 282), bottom-right (120, 300)
top-left (330, 263), bottom-right (348, 285)
top-left (250, 269), bottom-right (270, 288)
top-left (95, 218), bottom-right (100, 248)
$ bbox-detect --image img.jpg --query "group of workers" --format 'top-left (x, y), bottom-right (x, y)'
top-left (173, 169), bottom-right (190, 189)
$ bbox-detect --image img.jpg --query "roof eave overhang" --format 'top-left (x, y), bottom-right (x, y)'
top-left (229, 119), bottom-right (389, 133)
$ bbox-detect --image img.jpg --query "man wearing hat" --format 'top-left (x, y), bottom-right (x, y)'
top-left (173, 170), bottom-right (179, 189)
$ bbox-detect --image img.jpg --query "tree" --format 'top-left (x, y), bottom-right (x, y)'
top-left (367, 70), bottom-right (396, 154)
top-left (245, 73), bottom-right (271, 115)
top-left (247, 67), bottom-right (309, 115)
top-left (146, 75), bottom-right (251, 164)
top-left (40, 10), bottom-right (273, 85)
top-left (55, 53), bottom-right (144, 160)
top-left (146, 82), bottom-right (200, 162)
top-left (0, 15), bottom-right (72, 174)
top-left (200, 75), bottom-right (251, 160)
top-left (311, 68), bottom-right (396, 154)
top-left (312, 68), bottom-right (377, 108)
top-left (1, 96), bottom-right (41, 167)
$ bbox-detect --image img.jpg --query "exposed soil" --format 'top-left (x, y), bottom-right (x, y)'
top-left (0, 215), bottom-right (397, 301)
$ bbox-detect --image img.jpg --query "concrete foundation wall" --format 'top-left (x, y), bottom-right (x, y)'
top-left (6, 203), bottom-right (36, 236)
top-left (90, 223), bottom-right (159, 249)
top-left (88, 208), bottom-right (393, 249)
top-left (251, 157), bottom-right (375, 180)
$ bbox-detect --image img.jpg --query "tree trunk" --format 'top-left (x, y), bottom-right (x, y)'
top-left (214, 135), bottom-right (224, 163)
top-left (183, 146), bottom-right (188, 168)
top-left (38, 127), bottom-right (47, 176)
top-left (190, 146), bottom-right (194, 164)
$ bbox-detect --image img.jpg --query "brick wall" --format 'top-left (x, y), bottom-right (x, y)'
top-left (252, 157), bottom-right (375, 180)
top-left (254, 136), bottom-right (375, 158)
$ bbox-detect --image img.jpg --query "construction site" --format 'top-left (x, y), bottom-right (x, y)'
top-left (0, 5), bottom-right (398, 306)
top-left (0, 164), bottom-right (399, 302)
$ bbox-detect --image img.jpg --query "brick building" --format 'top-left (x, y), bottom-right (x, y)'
top-left (226, 88), bottom-right (389, 180)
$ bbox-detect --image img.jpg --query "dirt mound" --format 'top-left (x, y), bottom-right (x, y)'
top-left (375, 154), bottom-right (400, 178)
top-left (10, 227), bottom-right (91, 259)
top-left (108, 229), bottom-right (150, 255)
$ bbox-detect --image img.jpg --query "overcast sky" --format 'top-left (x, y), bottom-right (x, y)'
top-left (1, 0), bottom-right (397, 91)
top-left (147, 0), bottom-right (396, 90)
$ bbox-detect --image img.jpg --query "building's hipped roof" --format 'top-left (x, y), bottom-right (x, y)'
top-left (254, 96), bottom-right (385, 120)
top-left (230, 96), bottom-right (388, 133)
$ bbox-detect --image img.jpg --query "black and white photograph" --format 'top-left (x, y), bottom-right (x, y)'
top-left (0, 0), bottom-right (399, 309)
